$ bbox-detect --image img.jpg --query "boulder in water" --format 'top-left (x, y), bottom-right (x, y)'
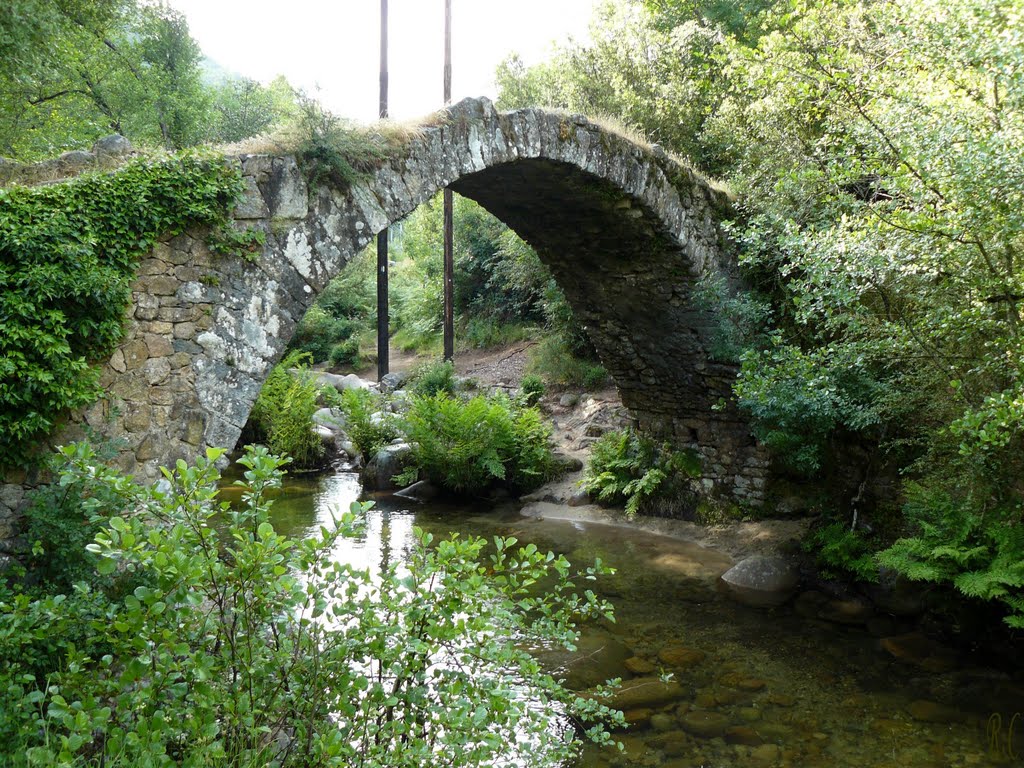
top-left (362, 442), bottom-right (414, 491)
top-left (719, 555), bottom-right (799, 607)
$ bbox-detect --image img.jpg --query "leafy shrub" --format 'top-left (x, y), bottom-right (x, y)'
top-left (877, 481), bottom-right (1024, 628)
top-left (328, 337), bottom-right (361, 367)
top-left (0, 151), bottom-right (245, 468)
top-left (0, 445), bottom-right (624, 765)
top-left (295, 96), bottom-right (391, 188)
top-left (807, 522), bottom-right (880, 583)
top-left (460, 317), bottom-right (536, 349)
top-left (409, 360), bottom-right (457, 397)
top-left (337, 387), bottom-right (399, 458)
top-left (206, 224), bottom-right (266, 262)
top-left (291, 304), bottom-right (361, 363)
top-left (399, 393), bottom-right (555, 495)
top-left (520, 374), bottom-right (546, 406)
top-left (249, 352), bottom-right (324, 468)
top-left (528, 336), bottom-right (608, 390)
top-left (734, 344), bottom-right (880, 476)
top-left (582, 428), bottom-right (701, 516)
top-left (16, 442), bottom-right (135, 594)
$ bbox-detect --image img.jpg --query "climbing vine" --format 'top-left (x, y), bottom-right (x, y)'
top-left (0, 151), bottom-right (245, 468)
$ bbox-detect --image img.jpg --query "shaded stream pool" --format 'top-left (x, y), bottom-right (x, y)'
top-left (237, 469), bottom-right (1022, 768)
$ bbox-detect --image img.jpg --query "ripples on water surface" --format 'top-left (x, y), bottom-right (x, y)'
top-left (246, 469), bottom-right (1021, 768)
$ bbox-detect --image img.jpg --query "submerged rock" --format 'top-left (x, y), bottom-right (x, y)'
top-left (394, 480), bottom-right (439, 502)
top-left (593, 676), bottom-right (684, 710)
top-left (657, 646), bottom-right (706, 669)
top-left (719, 555), bottom-right (799, 607)
top-left (530, 628), bottom-right (632, 690)
top-left (679, 710), bottom-right (731, 738)
top-left (880, 632), bottom-right (957, 672)
top-left (907, 699), bottom-right (966, 724)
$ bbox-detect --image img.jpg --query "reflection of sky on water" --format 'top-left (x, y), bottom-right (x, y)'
top-left (255, 472), bottom-right (577, 767)
top-left (256, 472), bottom-right (420, 580)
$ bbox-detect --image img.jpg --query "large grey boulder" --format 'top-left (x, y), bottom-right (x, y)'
top-left (92, 135), bottom-right (132, 157)
top-left (59, 150), bottom-right (95, 171)
top-left (719, 555), bottom-right (799, 608)
top-left (311, 371), bottom-right (372, 393)
top-left (362, 442), bottom-right (414, 491)
top-left (312, 407), bottom-right (346, 431)
top-left (378, 371), bottom-right (409, 394)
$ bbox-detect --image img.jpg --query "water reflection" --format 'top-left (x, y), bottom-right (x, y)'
top-left (234, 467), bottom-right (1015, 768)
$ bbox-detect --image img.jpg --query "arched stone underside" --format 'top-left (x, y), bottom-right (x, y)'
top-left (0, 98), bottom-right (768, 536)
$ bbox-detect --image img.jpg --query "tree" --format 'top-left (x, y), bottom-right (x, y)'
top-left (0, 445), bottom-right (623, 764)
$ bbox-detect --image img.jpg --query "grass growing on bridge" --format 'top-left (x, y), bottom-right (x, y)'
top-left (0, 151), bottom-right (245, 468)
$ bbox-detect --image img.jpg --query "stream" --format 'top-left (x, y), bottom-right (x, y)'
top-left (251, 469), bottom-right (1020, 768)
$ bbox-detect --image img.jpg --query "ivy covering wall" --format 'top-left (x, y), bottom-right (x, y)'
top-left (0, 152), bottom-right (244, 468)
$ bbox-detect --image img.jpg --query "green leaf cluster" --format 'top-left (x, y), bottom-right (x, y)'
top-left (0, 150), bottom-right (244, 468)
top-left (335, 387), bottom-right (400, 459)
top-left (0, 444), bottom-right (623, 765)
top-left (582, 427), bottom-right (701, 517)
top-left (399, 392), bottom-right (556, 495)
top-left (248, 352), bottom-right (326, 469)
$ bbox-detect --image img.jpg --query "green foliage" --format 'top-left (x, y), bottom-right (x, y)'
top-left (520, 374), bottom-right (546, 406)
top-left (295, 96), bottom-right (394, 189)
top-left (1, 2), bottom-right (206, 157)
top-left (583, 428), bottom-right (700, 517)
top-left (206, 224), bottom-right (265, 262)
top-left (328, 337), bottom-right (361, 367)
top-left (0, 445), bottom-right (623, 765)
top-left (206, 76), bottom-right (292, 145)
top-left (15, 441), bottom-right (135, 594)
top-left (399, 393), bottom-right (555, 495)
top-left (409, 360), bottom-right (457, 397)
top-left (291, 304), bottom-right (360, 363)
top-left (734, 344), bottom-right (881, 476)
top-left (807, 522), bottom-right (879, 583)
top-left (460, 317), bottom-right (536, 350)
top-left (0, 1), bottom-right (300, 159)
top-left (248, 352), bottom-right (324, 469)
top-left (0, 150), bottom-right (244, 468)
top-left (337, 388), bottom-right (399, 459)
top-left (877, 480), bottom-right (1024, 627)
top-left (288, 246), bottom-right (375, 365)
top-left (528, 336), bottom-right (608, 390)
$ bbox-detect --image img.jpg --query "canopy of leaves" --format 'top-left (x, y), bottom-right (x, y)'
top-left (0, 1), bottom-right (298, 159)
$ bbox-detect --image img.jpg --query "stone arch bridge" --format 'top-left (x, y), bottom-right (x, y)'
top-left (1, 97), bottom-right (769, 526)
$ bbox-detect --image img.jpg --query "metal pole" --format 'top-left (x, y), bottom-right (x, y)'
top-left (377, 0), bottom-right (390, 379)
top-left (442, 0), bottom-right (454, 363)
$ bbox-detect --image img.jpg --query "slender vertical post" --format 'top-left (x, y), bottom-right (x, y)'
top-left (377, 0), bottom-right (390, 379)
top-left (442, 0), bottom-right (454, 362)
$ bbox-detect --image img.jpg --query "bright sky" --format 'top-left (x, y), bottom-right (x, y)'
top-left (168, 0), bottom-right (596, 123)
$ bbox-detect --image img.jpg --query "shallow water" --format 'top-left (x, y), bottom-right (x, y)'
top-left (253, 470), bottom-right (1021, 768)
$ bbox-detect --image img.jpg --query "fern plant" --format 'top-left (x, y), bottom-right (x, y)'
top-left (249, 352), bottom-right (324, 468)
top-left (877, 482), bottom-right (1024, 627)
top-left (582, 428), bottom-right (700, 517)
top-left (337, 388), bottom-right (399, 458)
top-left (398, 393), bottom-right (553, 495)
